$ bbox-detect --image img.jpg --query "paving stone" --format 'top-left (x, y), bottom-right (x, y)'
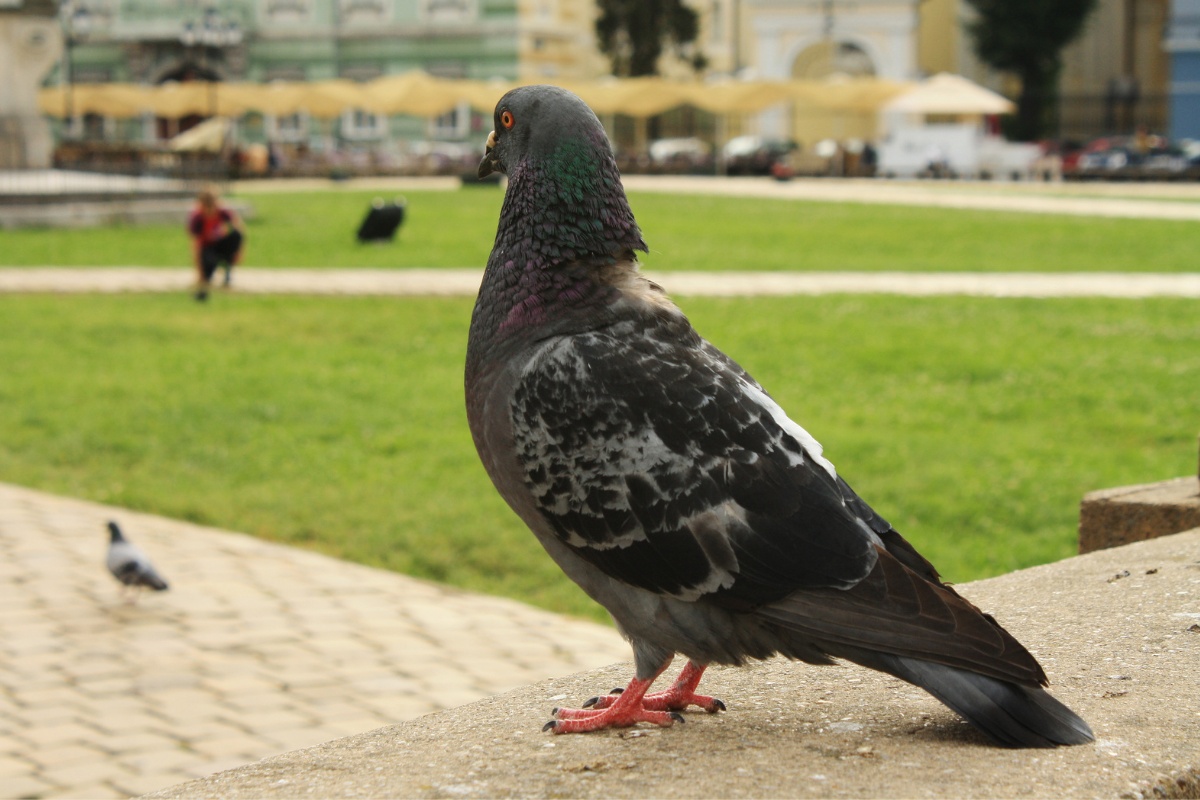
top-left (185, 735), bottom-right (269, 761)
top-left (0, 753), bottom-right (37, 778)
top-left (0, 773), bottom-right (59, 799)
top-left (17, 722), bottom-right (106, 749)
top-left (121, 748), bottom-right (204, 775)
top-left (38, 759), bottom-right (134, 789)
top-left (216, 692), bottom-right (296, 714)
top-left (198, 674), bottom-right (284, 695)
top-left (99, 730), bottom-right (185, 756)
top-left (38, 781), bottom-right (129, 800)
top-left (6, 701), bottom-right (91, 730)
top-left (174, 720), bottom-right (252, 745)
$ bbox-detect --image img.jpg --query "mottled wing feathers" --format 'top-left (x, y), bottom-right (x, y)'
top-left (510, 308), bottom-right (880, 608)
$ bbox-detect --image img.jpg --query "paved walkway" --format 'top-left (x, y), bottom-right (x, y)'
top-left (2, 267), bottom-right (1200, 298)
top-left (0, 482), bottom-right (629, 799)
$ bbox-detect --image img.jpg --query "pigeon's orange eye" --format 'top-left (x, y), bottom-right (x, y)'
top-left (500, 110), bottom-right (515, 129)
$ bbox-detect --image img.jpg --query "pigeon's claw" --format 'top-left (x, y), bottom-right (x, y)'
top-left (586, 660), bottom-right (725, 714)
top-left (585, 687), bottom-right (725, 713)
top-left (547, 701), bottom-right (682, 734)
top-left (582, 687), bottom-right (624, 708)
top-left (545, 675), bottom-right (683, 734)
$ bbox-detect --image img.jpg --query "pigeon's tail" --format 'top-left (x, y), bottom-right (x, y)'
top-left (140, 569), bottom-right (169, 592)
top-left (864, 652), bottom-right (1094, 748)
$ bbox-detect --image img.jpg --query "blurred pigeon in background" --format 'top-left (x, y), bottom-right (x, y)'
top-left (464, 85), bottom-right (1093, 748)
top-left (106, 520), bottom-right (169, 599)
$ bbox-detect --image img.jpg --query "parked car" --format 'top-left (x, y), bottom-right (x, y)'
top-left (647, 137), bottom-right (713, 173)
top-left (722, 135), bottom-right (798, 176)
top-left (1069, 134), bottom-right (1198, 180)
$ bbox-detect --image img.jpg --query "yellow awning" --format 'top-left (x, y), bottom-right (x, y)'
top-left (38, 73), bottom-right (927, 121)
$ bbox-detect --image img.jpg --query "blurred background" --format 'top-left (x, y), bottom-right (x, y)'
top-left (1, 0), bottom-right (1198, 191)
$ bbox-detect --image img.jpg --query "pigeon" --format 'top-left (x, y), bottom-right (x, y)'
top-left (465, 85), bottom-right (1094, 748)
top-left (106, 521), bottom-right (169, 597)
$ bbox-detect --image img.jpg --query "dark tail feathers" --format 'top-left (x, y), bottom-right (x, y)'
top-left (139, 570), bottom-right (170, 592)
top-left (881, 654), bottom-right (1094, 748)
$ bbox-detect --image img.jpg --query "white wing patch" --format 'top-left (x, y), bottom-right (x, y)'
top-left (737, 378), bottom-right (838, 482)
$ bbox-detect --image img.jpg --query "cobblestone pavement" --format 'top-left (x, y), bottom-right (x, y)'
top-left (0, 482), bottom-right (629, 799)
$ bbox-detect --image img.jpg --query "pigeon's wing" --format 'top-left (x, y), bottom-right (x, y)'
top-left (107, 542), bottom-right (168, 590)
top-left (106, 542), bottom-right (137, 582)
top-left (510, 310), bottom-right (882, 609)
top-left (510, 311), bottom-right (1047, 685)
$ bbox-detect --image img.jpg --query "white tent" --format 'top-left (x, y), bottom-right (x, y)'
top-left (877, 74), bottom-right (1038, 179)
top-left (884, 73), bottom-right (1014, 116)
top-left (169, 116), bottom-right (230, 152)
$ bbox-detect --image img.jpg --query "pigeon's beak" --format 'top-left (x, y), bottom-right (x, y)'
top-left (478, 130), bottom-right (502, 179)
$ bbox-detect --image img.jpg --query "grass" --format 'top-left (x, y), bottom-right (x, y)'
top-left (1, 293), bottom-right (1196, 623)
top-left (2, 187), bottom-right (1199, 273)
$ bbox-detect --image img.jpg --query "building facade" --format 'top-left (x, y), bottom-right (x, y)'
top-left (60, 0), bottom-right (521, 86)
top-left (48, 0), bottom-right (1183, 154)
top-left (1166, 0), bottom-right (1200, 138)
top-left (53, 0), bottom-right (522, 147)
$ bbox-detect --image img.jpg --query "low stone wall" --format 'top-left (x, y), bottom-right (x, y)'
top-left (145, 529), bottom-right (1200, 800)
top-left (1080, 477), bottom-right (1200, 554)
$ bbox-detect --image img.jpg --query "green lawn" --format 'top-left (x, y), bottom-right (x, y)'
top-left (1, 293), bottom-right (1195, 622)
top-left (3, 187), bottom-right (1198, 273)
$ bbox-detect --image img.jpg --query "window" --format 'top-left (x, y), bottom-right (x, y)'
top-left (420, 0), bottom-right (475, 23)
top-left (340, 0), bottom-right (388, 25)
top-left (267, 111), bottom-right (310, 142)
top-left (429, 101), bottom-right (470, 139)
top-left (341, 108), bottom-right (387, 140)
top-left (264, 0), bottom-right (312, 25)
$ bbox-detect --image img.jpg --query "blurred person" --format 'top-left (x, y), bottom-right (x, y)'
top-left (187, 184), bottom-right (244, 301)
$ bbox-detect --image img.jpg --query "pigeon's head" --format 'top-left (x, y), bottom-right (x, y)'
top-left (478, 85), bottom-right (613, 181)
top-left (107, 520), bottom-right (125, 543)
top-left (477, 85), bottom-right (645, 265)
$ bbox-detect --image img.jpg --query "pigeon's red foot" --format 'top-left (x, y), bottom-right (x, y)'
top-left (545, 675), bottom-right (684, 734)
top-left (580, 657), bottom-right (720, 714)
top-left (545, 661), bottom-right (724, 734)
top-left (586, 686), bottom-right (726, 714)
top-left (584, 660), bottom-right (725, 714)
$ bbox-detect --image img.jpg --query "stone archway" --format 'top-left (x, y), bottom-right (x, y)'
top-left (153, 60), bottom-right (222, 139)
top-left (787, 39), bottom-right (882, 154)
top-left (791, 39), bottom-right (877, 79)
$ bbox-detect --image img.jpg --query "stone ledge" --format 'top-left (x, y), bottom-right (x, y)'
top-left (144, 529), bottom-right (1200, 800)
top-left (1079, 476), bottom-right (1200, 554)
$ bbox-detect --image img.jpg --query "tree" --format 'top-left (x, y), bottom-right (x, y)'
top-left (964, 0), bottom-right (1098, 141)
top-left (595, 0), bottom-right (706, 78)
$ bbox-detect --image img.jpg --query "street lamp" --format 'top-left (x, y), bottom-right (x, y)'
top-left (60, 0), bottom-right (93, 139)
top-left (179, 7), bottom-right (242, 117)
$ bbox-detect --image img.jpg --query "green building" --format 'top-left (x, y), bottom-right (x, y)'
top-left (53, 0), bottom-right (520, 151)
